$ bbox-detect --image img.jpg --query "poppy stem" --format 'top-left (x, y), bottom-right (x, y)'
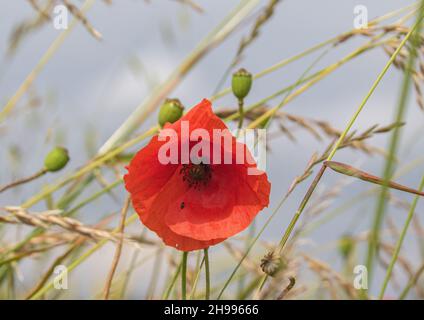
top-left (189, 254), bottom-right (205, 299)
top-left (162, 260), bottom-right (182, 300)
top-left (0, 168), bottom-right (47, 194)
top-left (181, 252), bottom-right (188, 300)
top-left (203, 248), bottom-right (210, 300)
top-left (238, 98), bottom-right (244, 129)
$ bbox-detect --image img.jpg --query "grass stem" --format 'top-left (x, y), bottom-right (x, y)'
top-left (0, 168), bottom-right (47, 194)
top-left (162, 260), bottom-right (182, 300)
top-left (379, 175), bottom-right (424, 299)
top-left (181, 252), bottom-right (188, 300)
top-left (103, 197), bottom-right (131, 299)
top-left (204, 248), bottom-right (210, 300)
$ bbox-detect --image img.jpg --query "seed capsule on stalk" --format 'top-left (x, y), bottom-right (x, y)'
top-left (158, 98), bottom-right (184, 127)
top-left (44, 147), bottom-right (70, 172)
top-left (232, 68), bottom-right (252, 100)
top-left (260, 251), bottom-right (285, 277)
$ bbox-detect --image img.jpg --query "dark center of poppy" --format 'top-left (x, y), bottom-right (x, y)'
top-left (180, 162), bottom-right (212, 189)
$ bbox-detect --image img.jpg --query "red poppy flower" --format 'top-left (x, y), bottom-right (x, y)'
top-left (124, 99), bottom-right (271, 251)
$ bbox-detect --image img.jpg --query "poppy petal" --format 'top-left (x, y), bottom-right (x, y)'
top-left (129, 168), bottom-right (225, 251)
top-left (165, 164), bottom-right (270, 241)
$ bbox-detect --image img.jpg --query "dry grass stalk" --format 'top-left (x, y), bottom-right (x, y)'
top-left (9, 0), bottom-right (54, 54)
top-left (383, 27), bottom-right (424, 110)
top-left (3, 207), bottom-right (117, 241)
top-left (173, 0), bottom-right (204, 13)
top-left (0, 207), bottom-right (153, 247)
top-left (276, 276), bottom-right (295, 300)
top-left (235, 0), bottom-right (282, 59)
top-left (62, 0), bottom-right (102, 40)
top-left (218, 106), bottom-right (402, 157)
top-left (103, 196), bottom-right (130, 299)
top-left (302, 254), bottom-right (358, 299)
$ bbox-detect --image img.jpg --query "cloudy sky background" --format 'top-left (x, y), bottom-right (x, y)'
top-left (1, 0), bottom-right (424, 298)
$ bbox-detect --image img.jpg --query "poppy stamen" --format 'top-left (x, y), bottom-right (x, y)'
top-left (180, 162), bottom-right (212, 189)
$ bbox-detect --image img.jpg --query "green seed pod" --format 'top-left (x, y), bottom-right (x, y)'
top-left (338, 235), bottom-right (355, 258)
top-left (44, 147), bottom-right (70, 172)
top-left (232, 68), bottom-right (252, 100)
top-left (158, 98), bottom-right (184, 127)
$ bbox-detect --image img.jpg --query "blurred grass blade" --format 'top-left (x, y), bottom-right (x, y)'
top-left (0, 0), bottom-right (96, 123)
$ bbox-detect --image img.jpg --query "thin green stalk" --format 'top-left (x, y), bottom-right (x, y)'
top-left (379, 175), bottom-right (424, 299)
top-left (146, 248), bottom-right (164, 299)
top-left (237, 222), bottom-right (255, 296)
top-left (399, 263), bottom-right (424, 299)
top-left (254, 165), bottom-right (327, 293)
top-left (162, 260), bottom-right (182, 300)
top-left (56, 174), bottom-right (96, 209)
top-left (189, 256), bottom-right (205, 300)
top-left (66, 179), bottom-right (122, 216)
top-left (278, 166), bottom-right (327, 252)
top-left (181, 252), bottom-right (188, 300)
top-left (366, 3), bottom-right (424, 286)
top-left (238, 99), bottom-right (244, 129)
top-left (204, 248), bottom-right (210, 300)
top-left (119, 250), bottom-right (140, 299)
top-left (0, 168), bottom-right (47, 194)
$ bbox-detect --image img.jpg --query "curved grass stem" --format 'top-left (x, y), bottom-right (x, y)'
top-left (379, 175), bottom-right (424, 299)
top-left (0, 168), bottom-right (47, 194)
top-left (162, 260), bottom-right (182, 300)
top-left (103, 196), bottom-right (130, 300)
